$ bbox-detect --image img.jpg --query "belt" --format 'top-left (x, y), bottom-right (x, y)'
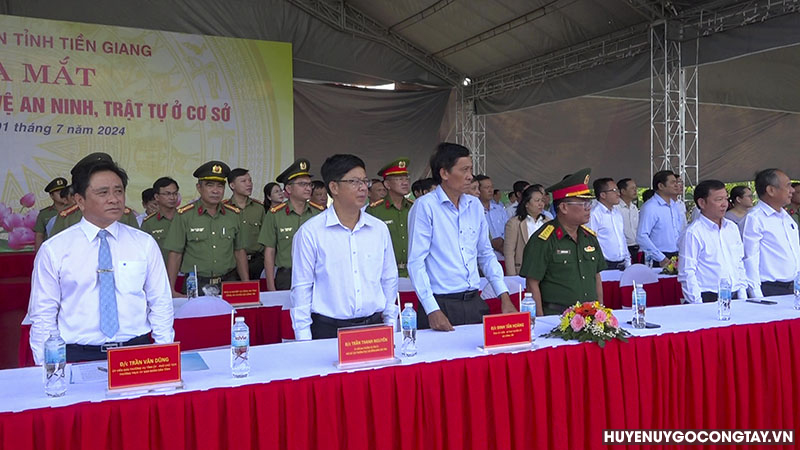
top-left (397, 263), bottom-right (407, 270)
top-left (762, 280), bottom-right (793, 288)
top-left (311, 312), bottom-right (382, 327)
top-left (276, 267), bottom-right (291, 273)
top-left (66, 333), bottom-right (150, 353)
top-left (434, 289), bottom-right (479, 300)
top-left (246, 252), bottom-right (264, 261)
top-left (198, 270), bottom-right (235, 285)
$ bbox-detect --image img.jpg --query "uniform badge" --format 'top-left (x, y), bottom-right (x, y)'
top-left (398, 160), bottom-right (406, 168)
top-left (190, 227), bottom-right (205, 233)
top-left (584, 245), bottom-right (595, 252)
top-left (212, 164), bottom-right (222, 174)
top-left (384, 220), bottom-right (393, 225)
top-left (583, 174), bottom-right (590, 185)
top-left (300, 161), bottom-right (308, 170)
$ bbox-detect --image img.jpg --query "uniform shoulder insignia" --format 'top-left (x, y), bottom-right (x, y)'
top-left (178, 203), bottom-right (196, 214)
top-left (223, 203), bottom-right (241, 213)
top-left (222, 199), bottom-right (230, 204)
top-left (269, 202), bottom-right (287, 213)
top-left (308, 201), bottom-right (324, 211)
top-left (142, 212), bottom-right (157, 222)
top-left (369, 199), bottom-right (383, 208)
top-left (538, 224), bottom-right (554, 240)
top-left (251, 198), bottom-right (263, 205)
top-left (406, 197), bottom-right (414, 204)
top-left (581, 225), bottom-right (597, 236)
top-left (59, 204), bottom-right (79, 217)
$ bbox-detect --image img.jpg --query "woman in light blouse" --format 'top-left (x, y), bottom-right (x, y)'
top-left (504, 184), bottom-right (548, 275)
top-left (724, 185), bottom-right (753, 236)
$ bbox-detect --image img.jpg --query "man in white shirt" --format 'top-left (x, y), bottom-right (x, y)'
top-left (291, 154), bottom-right (399, 340)
top-left (589, 178), bottom-right (630, 271)
top-left (475, 175), bottom-right (508, 263)
top-left (615, 178), bottom-right (639, 263)
top-left (28, 159), bottom-right (174, 364)
top-left (678, 180), bottom-right (748, 303)
top-left (743, 168), bottom-right (800, 297)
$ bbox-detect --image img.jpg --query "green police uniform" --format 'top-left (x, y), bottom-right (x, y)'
top-left (786, 205), bottom-right (800, 229)
top-left (518, 168), bottom-right (605, 316)
top-left (33, 205), bottom-right (58, 236)
top-left (140, 212), bottom-right (173, 264)
top-left (224, 196), bottom-right (266, 280)
top-left (258, 158), bottom-right (322, 290)
top-left (50, 205), bottom-right (140, 237)
top-left (366, 158), bottom-right (413, 277)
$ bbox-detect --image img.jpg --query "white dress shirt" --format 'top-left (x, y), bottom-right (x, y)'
top-left (290, 206), bottom-right (399, 340)
top-left (678, 214), bottom-right (748, 304)
top-left (505, 201), bottom-right (518, 218)
top-left (28, 218), bottom-right (174, 365)
top-left (408, 187), bottom-right (508, 315)
top-left (742, 201), bottom-right (800, 298)
top-left (589, 202), bottom-right (630, 265)
top-left (485, 202), bottom-right (508, 261)
top-left (616, 200), bottom-right (639, 247)
top-left (525, 214), bottom-right (547, 240)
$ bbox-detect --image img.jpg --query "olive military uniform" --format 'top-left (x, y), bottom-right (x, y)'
top-left (225, 196), bottom-right (266, 280)
top-left (33, 205), bottom-right (58, 236)
top-left (519, 219), bottom-right (605, 315)
top-left (140, 212), bottom-right (173, 264)
top-left (258, 200), bottom-right (322, 289)
top-left (367, 196), bottom-right (413, 277)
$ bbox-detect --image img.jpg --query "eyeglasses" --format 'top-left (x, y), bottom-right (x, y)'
top-left (157, 191), bottom-right (179, 197)
top-left (289, 181), bottom-right (313, 189)
top-left (563, 200), bottom-right (593, 209)
top-left (336, 178), bottom-right (372, 188)
top-left (601, 188), bottom-right (619, 194)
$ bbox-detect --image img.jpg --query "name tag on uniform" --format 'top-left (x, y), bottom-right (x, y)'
top-left (280, 227), bottom-right (293, 233)
top-left (190, 227), bottom-right (204, 233)
top-left (152, 229), bottom-right (163, 234)
top-left (556, 249), bottom-right (571, 255)
top-left (384, 220), bottom-right (393, 225)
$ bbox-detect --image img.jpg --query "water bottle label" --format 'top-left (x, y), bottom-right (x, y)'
top-left (45, 346), bottom-right (65, 365)
top-left (521, 301), bottom-right (535, 314)
top-left (637, 292), bottom-right (647, 308)
top-left (232, 333), bottom-right (249, 348)
top-left (402, 315), bottom-right (416, 330)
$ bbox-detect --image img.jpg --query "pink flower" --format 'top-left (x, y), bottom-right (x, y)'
top-left (8, 227), bottom-right (34, 249)
top-left (23, 209), bottom-right (38, 229)
top-left (1, 212), bottom-right (23, 232)
top-left (19, 192), bottom-right (36, 208)
top-left (594, 310), bottom-right (608, 324)
top-left (608, 316), bottom-right (619, 328)
top-left (570, 314), bottom-right (586, 332)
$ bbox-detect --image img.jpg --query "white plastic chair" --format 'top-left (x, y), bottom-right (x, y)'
top-left (397, 277), bottom-right (415, 293)
top-left (174, 295), bottom-right (234, 319)
top-left (260, 290), bottom-right (292, 309)
top-left (619, 264), bottom-right (659, 309)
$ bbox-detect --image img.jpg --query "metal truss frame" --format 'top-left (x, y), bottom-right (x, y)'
top-left (455, 89), bottom-right (487, 175)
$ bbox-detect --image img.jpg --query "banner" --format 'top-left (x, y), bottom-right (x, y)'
top-left (0, 15), bottom-right (293, 250)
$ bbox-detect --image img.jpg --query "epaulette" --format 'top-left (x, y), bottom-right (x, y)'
top-left (309, 201), bottom-right (324, 211)
top-left (222, 199), bottom-right (230, 204)
top-left (177, 203), bottom-right (196, 214)
top-left (59, 204), bottom-right (79, 217)
top-left (142, 212), bottom-right (157, 223)
top-left (369, 199), bottom-right (384, 208)
top-left (581, 225), bottom-right (597, 236)
top-left (406, 197), bottom-right (414, 204)
top-left (538, 224), bottom-right (554, 240)
top-left (123, 207), bottom-right (132, 214)
top-left (223, 203), bottom-right (241, 213)
top-left (269, 202), bottom-right (287, 213)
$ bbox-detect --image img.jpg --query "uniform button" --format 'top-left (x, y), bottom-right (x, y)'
top-left (212, 232), bottom-right (215, 235)
top-left (581, 276), bottom-right (585, 280)
top-left (212, 245), bottom-right (216, 249)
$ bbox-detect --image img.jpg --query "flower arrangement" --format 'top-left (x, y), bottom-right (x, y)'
top-left (543, 301), bottom-right (629, 347)
top-left (661, 255), bottom-right (678, 275)
top-left (0, 193), bottom-right (38, 250)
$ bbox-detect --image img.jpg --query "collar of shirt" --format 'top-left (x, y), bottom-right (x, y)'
top-left (755, 200), bottom-right (789, 218)
top-left (78, 217), bottom-right (120, 242)
top-left (435, 185), bottom-right (472, 210)
top-left (696, 212), bottom-right (734, 232)
top-left (654, 193), bottom-right (673, 207)
top-left (196, 201), bottom-right (225, 216)
top-left (324, 206), bottom-right (371, 232)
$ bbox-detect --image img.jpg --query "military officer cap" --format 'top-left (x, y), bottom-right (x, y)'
top-left (193, 160), bottom-right (231, 182)
top-left (276, 159), bottom-right (312, 185)
top-left (44, 177), bottom-right (68, 193)
top-left (547, 168), bottom-right (593, 201)
top-left (70, 152), bottom-right (114, 177)
top-left (377, 158), bottom-right (410, 178)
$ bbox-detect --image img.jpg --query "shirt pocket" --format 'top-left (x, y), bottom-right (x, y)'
top-left (461, 225), bottom-right (479, 259)
top-left (187, 227), bottom-right (210, 242)
top-left (116, 260), bottom-right (147, 294)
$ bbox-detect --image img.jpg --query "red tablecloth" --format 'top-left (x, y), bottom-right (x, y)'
top-left (2, 318), bottom-right (798, 450)
top-left (18, 306), bottom-right (285, 367)
top-left (603, 277), bottom-right (682, 310)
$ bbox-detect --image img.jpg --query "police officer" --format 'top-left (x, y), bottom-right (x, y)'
top-left (366, 158), bottom-right (413, 277)
top-left (49, 153), bottom-right (139, 238)
top-left (258, 159), bottom-right (323, 291)
top-left (33, 177), bottom-right (69, 251)
top-left (226, 168), bottom-right (266, 280)
top-left (140, 177), bottom-right (180, 264)
top-left (519, 169), bottom-right (606, 316)
top-left (163, 161), bottom-right (249, 296)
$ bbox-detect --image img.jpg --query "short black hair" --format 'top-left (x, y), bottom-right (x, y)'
top-left (72, 160), bottom-right (129, 198)
top-left (728, 185), bottom-right (749, 208)
top-left (141, 188), bottom-right (155, 204)
top-left (754, 168), bottom-right (781, 196)
top-left (642, 189), bottom-right (655, 203)
top-left (617, 178), bottom-right (633, 191)
top-left (430, 142), bottom-right (470, 184)
top-left (493, 189), bottom-right (499, 195)
top-left (153, 176), bottom-right (179, 194)
top-left (311, 180), bottom-right (325, 190)
top-left (473, 174), bottom-right (490, 185)
top-left (592, 178), bottom-right (614, 198)
top-left (227, 168), bottom-right (249, 184)
top-left (59, 185), bottom-right (73, 200)
top-left (321, 154), bottom-right (366, 195)
top-left (515, 185), bottom-right (544, 221)
top-left (412, 178), bottom-right (437, 196)
top-left (652, 170), bottom-right (676, 191)
top-left (693, 179), bottom-right (726, 206)
top-left (512, 180), bottom-right (529, 196)
top-left (369, 178), bottom-right (383, 189)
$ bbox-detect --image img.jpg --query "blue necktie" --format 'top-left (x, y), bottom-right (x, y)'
top-left (98, 230), bottom-right (119, 338)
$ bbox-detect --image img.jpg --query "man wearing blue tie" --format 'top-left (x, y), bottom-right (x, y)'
top-left (28, 158), bottom-right (174, 364)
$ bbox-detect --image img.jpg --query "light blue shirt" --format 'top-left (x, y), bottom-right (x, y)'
top-left (636, 193), bottom-right (687, 262)
top-left (408, 186), bottom-right (508, 314)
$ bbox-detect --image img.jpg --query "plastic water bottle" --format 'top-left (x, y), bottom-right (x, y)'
top-left (520, 293), bottom-right (536, 342)
top-left (718, 278), bottom-right (732, 321)
top-left (186, 271), bottom-right (198, 299)
top-left (400, 303), bottom-right (417, 357)
top-left (794, 273), bottom-right (800, 311)
top-left (43, 330), bottom-right (67, 397)
top-left (632, 286), bottom-right (647, 329)
top-left (231, 317), bottom-right (250, 377)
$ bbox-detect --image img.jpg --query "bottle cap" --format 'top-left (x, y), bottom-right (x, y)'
top-left (524, 292), bottom-right (533, 297)
top-left (49, 329), bottom-right (60, 337)
top-left (404, 303), bottom-right (413, 308)
top-left (235, 317), bottom-right (245, 323)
